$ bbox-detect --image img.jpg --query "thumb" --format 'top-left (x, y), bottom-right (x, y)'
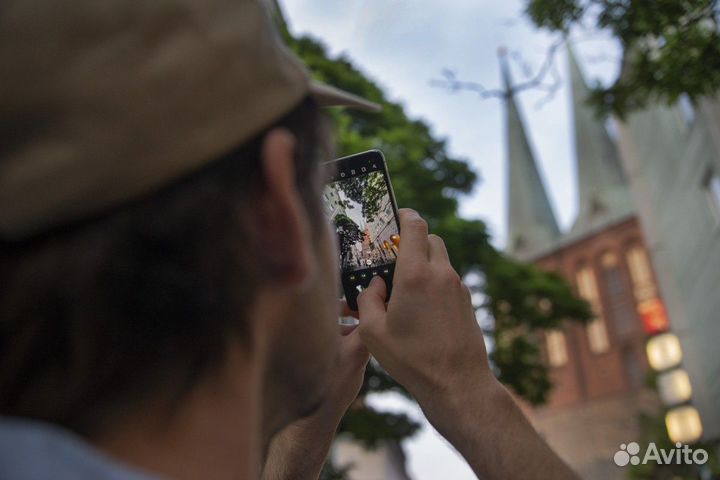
top-left (357, 275), bottom-right (387, 329)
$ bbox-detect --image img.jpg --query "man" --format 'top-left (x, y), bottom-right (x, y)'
top-left (0, 0), bottom-right (578, 478)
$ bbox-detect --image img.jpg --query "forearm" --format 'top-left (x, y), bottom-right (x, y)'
top-left (263, 318), bottom-right (368, 480)
top-left (261, 416), bottom-right (336, 480)
top-left (426, 379), bottom-right (579, 480)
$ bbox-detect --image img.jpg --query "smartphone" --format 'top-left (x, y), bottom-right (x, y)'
top-left (323, 150), bottom-right (401, 311)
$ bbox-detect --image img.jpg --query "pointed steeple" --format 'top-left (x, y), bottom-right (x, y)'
top-left (502, 50), bottom-right (560, 260)
top-left (567, 45), bottom-right (634, 237)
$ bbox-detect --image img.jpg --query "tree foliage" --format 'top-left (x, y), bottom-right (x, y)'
top-left (334, 174), bottom-right (385, 219)
top-left (525, 0), bottom-right (720, 117)
top-left (360, 173), bottom-right (386, 220)
top-left (333, 213), bottom-right (363, 263)
top-left (336, 175), bottom-right (366, 207)
top-left (273, 2), bottom-right (591, 454)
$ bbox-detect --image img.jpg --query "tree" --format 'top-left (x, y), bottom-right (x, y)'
top-left (336, 175), bottom-right (366, 207)
top-left (360, 173), bottom-right (386, 220)
top-left (333, 213), bottom-right (363, 266)
top-left (271, 3), bottom-right (592, 475)
top-left (525, 0), bottom-right (720, 118)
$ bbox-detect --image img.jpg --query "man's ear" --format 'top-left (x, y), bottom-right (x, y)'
top-left (254, 128), bottom-right (316, 286)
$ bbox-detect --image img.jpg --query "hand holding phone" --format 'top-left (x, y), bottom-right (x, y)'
top-left (355, 209), bottom-right (581, 480)
top-left (322, 150), bottom-right (400, 311)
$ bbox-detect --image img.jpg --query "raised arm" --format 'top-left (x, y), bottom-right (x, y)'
top-left (356, 209), bottom-right (579, 480)
top-left (262, 310), bottom-right (369, 480)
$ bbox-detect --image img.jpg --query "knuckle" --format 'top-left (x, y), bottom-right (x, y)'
top-left (437, 266), bottom-right (462, 287)
top-left (407, 216), bottom-right (428, 233)
top-left (399, 264), bottom-right (431, 287)
top-left (428, 233), bottom-right (443, 243)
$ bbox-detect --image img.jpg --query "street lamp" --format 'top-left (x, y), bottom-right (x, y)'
top-left (644, 330), bottom-right (705, 444)
top-left (665, 406), bottom-right (703, 444)
top-left (657, 368), bottom-right (693, 405)
top-left (646, 332), bottom-right (683, 371)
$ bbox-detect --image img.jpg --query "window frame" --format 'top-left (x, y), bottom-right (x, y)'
top-left (546, 329), bottom-right (569, 368)
top-left (575, 263), bottom-right (611, 354)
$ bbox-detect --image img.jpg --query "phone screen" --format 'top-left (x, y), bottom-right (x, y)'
top-left (323, 150), bottom-right (400, 310)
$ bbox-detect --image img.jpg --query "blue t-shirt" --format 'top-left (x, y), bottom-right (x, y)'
top-left (0, 417), bottom-right (163, 480)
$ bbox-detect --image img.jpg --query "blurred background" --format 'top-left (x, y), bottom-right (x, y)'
top-left (273, 1), bottom-right (720, 478)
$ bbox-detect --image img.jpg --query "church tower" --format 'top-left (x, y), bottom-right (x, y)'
top-left (503, 47), bottom-right (667, 480)
top-left (566, 46), bottom-right (635, 239)
top-left (503, 52), bottom-right (561, 260)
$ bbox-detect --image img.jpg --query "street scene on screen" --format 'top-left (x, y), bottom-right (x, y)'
top-left (324, 171), bottom-right (399, 272)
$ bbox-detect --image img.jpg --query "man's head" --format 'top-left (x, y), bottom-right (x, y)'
top-left (0, 96), bottom-right (340, 440)
top-left (0, 0), bottom-right (377, 444)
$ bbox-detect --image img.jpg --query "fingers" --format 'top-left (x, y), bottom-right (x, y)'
top-left (428, 234), bottom-right (450, 264)
top-left (339, 323), bottom-right (358, 336)
top-left (357, 275), bottom-right (387, 329)
top-left (397, 209), bottom-right (429, 262)
top-left (339, 299), bottom-right (360, 320)
top-left (339, 326), bottom-right (370, 367)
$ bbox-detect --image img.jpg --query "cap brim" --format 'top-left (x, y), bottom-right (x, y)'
top-left (309, 82), bottom-right (382, 112)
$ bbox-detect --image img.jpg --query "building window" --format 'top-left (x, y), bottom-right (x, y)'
top-left (626, 246), bottom-right (657, 302)
top-left (601, 252), bottom-right (637, 338)
top-left (586, 319), bottom-right (610, 353)
top-left (576, 265), bottom-right (610, 353)
top-left (546, 330), bottom-right (568, 367)
top-left (627, 245), bottom-right (671, 334)
top-left (704, 168), bottom-right (720, 222)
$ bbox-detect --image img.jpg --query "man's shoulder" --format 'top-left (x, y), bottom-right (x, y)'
top-left (0, 417), bottom-right (161, 480)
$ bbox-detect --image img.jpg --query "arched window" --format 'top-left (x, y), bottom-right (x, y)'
top-left (545, 330), bottom-right (568, 367)
top-left (576, 264), bottom-right (610, 353)
top-left (600, 251), bottom-right (637, 338)
top-left (626, 245), bottom-right (656, 302)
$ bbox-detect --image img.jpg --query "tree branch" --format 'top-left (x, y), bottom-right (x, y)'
top-left (430, 37), bottom-right (566, 109)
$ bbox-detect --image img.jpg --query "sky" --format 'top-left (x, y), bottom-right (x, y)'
top-left (278, 1), bottom-right (620, 478)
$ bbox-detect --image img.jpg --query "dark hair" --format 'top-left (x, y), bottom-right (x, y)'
top-left (0, 97), bottom-right (330, 437)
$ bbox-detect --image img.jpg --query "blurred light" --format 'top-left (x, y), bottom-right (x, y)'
top-left (657, 368), bottom-right (693, 405)
top-left (646, 333), bottom-right (683, 371)
top-left (538, 298), bottom-right (552, 313)
top-left (666, 406), bottom-right (703, 444)
top-left (638, 299), bottom-right (669, 335)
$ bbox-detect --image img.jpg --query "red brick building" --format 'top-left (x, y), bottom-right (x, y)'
top-left (503, 48), bottom-right (665, 479)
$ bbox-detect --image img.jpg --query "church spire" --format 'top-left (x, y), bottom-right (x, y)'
top-left (502, 50), bottom-right (560, 260)
top-left (567, 44), bottom-right (634, 236)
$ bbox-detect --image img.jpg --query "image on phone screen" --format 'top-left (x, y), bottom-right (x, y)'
top-left (323, 150), bottom-right (400, 310)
